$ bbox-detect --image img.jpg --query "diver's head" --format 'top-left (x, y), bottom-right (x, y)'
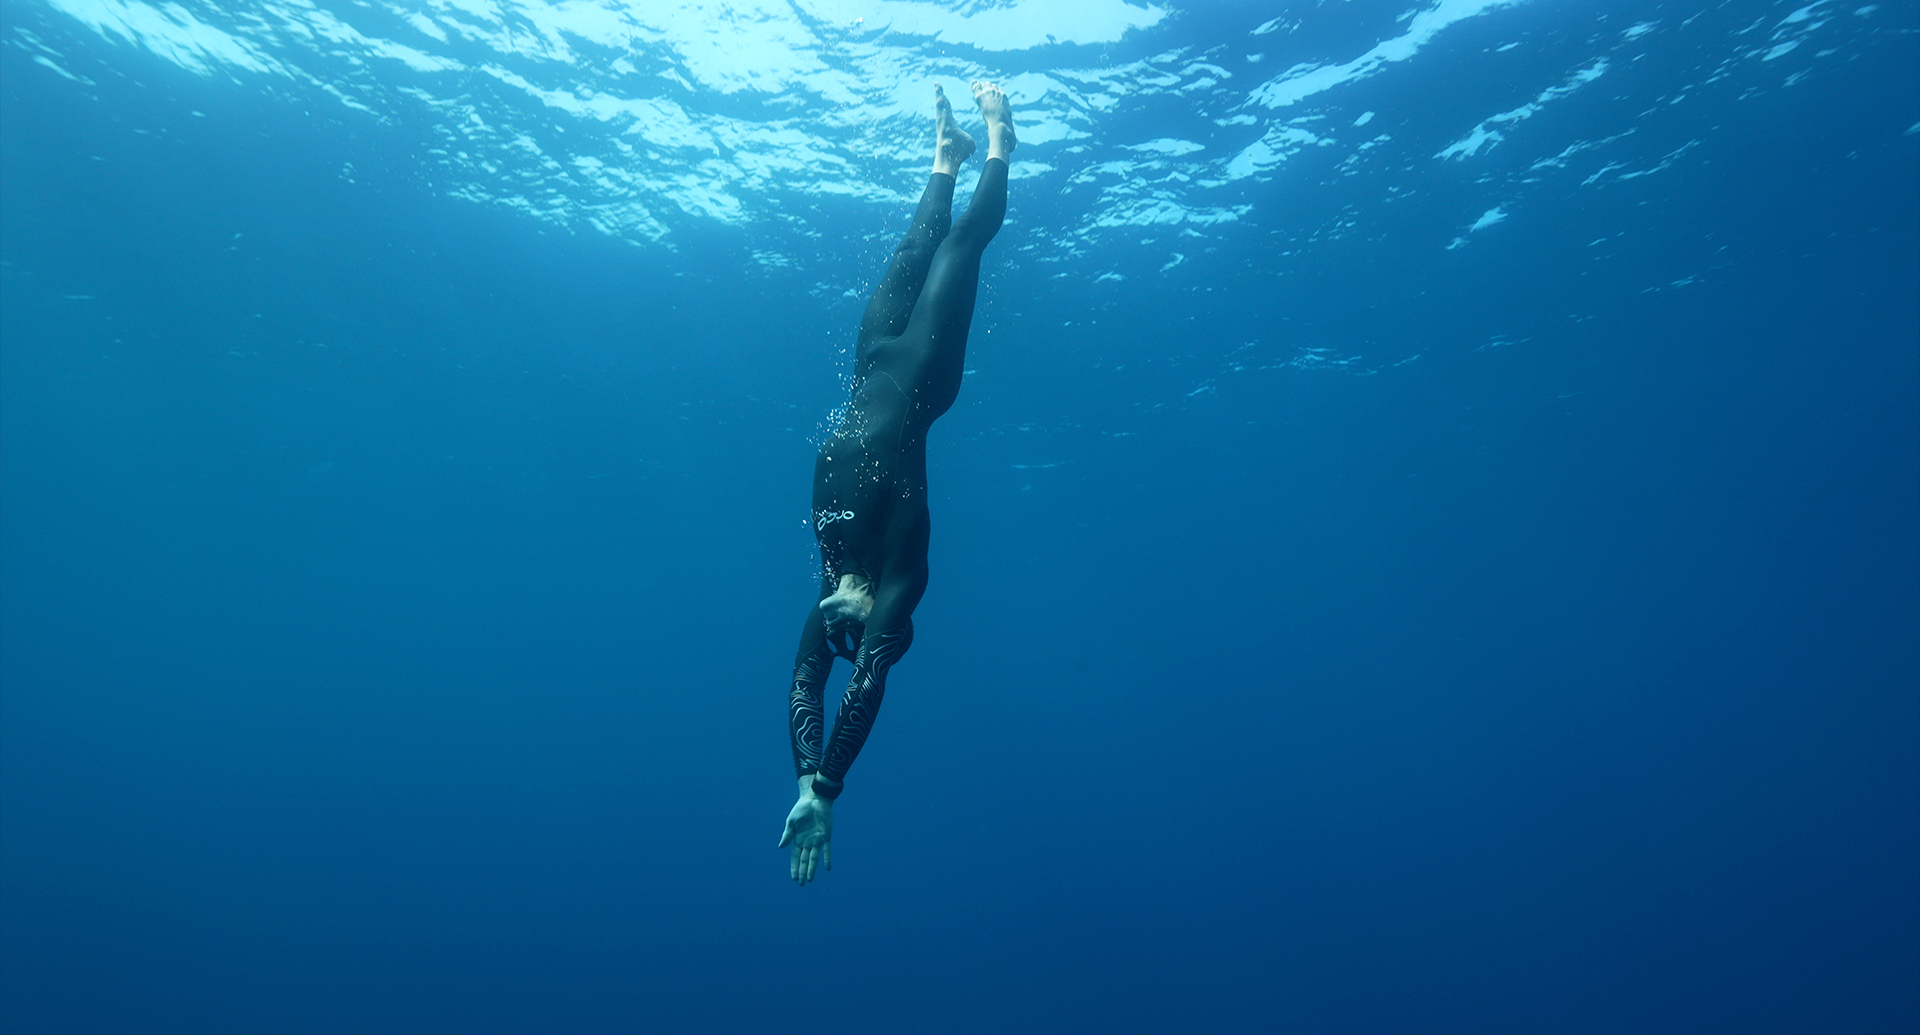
top-left (819, 572), bottom-right (875, 632)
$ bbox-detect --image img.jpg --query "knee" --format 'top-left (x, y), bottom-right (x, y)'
top-left (895, 238), bottom-right (937, 266)
top-left (950, 222), bottom-right (998, 251)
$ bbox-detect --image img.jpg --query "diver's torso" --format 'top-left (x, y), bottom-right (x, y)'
top-left (811, 344), bottom-right (948, 580)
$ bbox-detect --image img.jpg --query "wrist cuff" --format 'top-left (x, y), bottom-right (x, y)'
top-left (811, 777), bottom-right (844, 800)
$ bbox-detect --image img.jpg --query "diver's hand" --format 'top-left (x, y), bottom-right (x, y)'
top-left (778, 777), bottom-right (834, 885)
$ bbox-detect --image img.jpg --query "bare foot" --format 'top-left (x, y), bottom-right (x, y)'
top-left (971, 79), bottom-right (1016, 162)
top-left (932, 84), bottom-right (976, 176)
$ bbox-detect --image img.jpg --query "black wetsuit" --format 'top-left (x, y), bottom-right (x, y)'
top-left (787, 158), bottom-right (1009, 790)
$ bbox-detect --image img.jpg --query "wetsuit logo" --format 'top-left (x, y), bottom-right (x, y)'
top-left (814, 509), bottom-right (856, 531)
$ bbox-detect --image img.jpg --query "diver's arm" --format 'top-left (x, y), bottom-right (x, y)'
top-left (816, 625), bottom-right (911, 784)
top-left (782, 599), bottom-right (838, 886)
top-left (816, 569), bottom-right (922, 786)
top-left (788, 622), bottom-right (834, 779)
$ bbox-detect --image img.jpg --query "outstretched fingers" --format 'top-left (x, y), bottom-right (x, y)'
top-left (780, 794), bottom-right (833, 885)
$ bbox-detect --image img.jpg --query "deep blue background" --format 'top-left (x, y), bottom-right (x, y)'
top-left (3, 11), bottom-right (1917, 1034)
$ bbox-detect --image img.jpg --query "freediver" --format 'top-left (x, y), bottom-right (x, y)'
top-left (778, 80), bottom-right (1016, 885)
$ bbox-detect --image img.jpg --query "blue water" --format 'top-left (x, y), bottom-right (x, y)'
top-left (3, 2), bottom-right (1916, 1032)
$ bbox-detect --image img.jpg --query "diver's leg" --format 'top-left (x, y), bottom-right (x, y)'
top-left (892, 83), bottom-right (1013, 358)
top-left (857, 86), bottom-right (975, 347)
top-left (892, 157), bottom-right (1006, 359)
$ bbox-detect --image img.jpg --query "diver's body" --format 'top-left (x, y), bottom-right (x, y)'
top-left (779, 81), bottom-right (1015, 885)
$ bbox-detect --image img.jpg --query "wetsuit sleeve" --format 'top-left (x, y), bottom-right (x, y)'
top-left (818, 623), bottom-right (913, 785)
top-left (788, 634), bottom-right (832, 778)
